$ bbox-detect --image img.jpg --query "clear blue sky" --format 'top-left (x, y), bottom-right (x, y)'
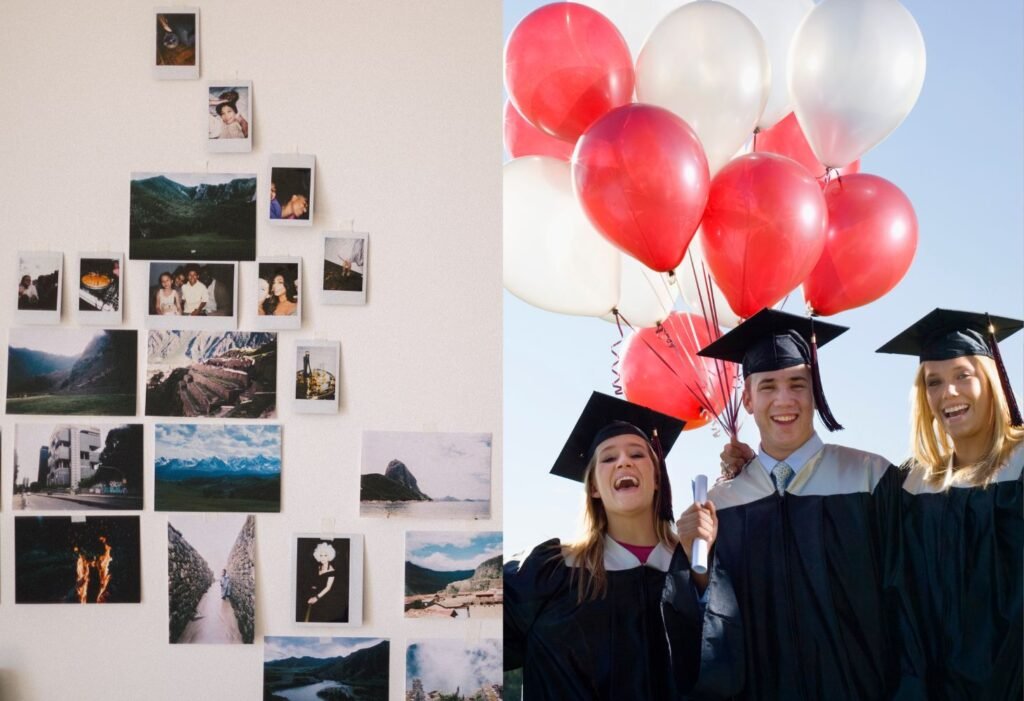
top-left (503, 0), bottom-right (1024, 557)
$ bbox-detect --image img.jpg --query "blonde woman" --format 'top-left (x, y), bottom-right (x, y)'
top-left (304, 541), bottom-right (343, 623)
top-left (504, 392), bottom-right (709, 700)
top-left (876, 308), bottom-right (1023, 699)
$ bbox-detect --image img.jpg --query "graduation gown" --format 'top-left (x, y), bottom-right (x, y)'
top-left (504, 536), bottom-right (694, 700)
top-left (664, 443), bottom-right (902, 700)
top-left (893, 443), bottom-right (1023, 700)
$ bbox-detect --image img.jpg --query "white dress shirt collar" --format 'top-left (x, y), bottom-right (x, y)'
top-left (759, 432), bottom-right (824, 480)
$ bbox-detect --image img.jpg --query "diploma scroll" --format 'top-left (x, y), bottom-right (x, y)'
top-left (691, 474), bottom-right (709, 574)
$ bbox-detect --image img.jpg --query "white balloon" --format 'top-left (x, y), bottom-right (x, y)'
top-left (601, 254), bottom-right (679, 328)
top-left (675, 235), bottom-right (742, 328)
top-left (636, 1), bottom-right (771, 175)
top-left (577, 0), bottom-right (691, 61)
top-left (789, 0), bottom-right (926, 168)
top-left (503, 157), bottom-right (620, 317)
top-left (720, 0), bottom-right (813, 130)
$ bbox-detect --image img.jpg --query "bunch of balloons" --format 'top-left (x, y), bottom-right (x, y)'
top-left (503, 0), bottom-right (925, 425)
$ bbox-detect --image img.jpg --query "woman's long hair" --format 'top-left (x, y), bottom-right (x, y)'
top-left (262, 269), bottom-right (298, 314)
top-left (909, 354), bottom-right (1024, 487)
top-left (560, 442), bottom-right (677, 603)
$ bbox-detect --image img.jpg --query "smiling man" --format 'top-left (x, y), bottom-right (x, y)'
top-left (666, 308), bottom-right (903, 700)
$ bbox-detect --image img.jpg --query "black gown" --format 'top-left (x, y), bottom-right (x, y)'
top-left (664, 441), bottom-right (902, 700)
top-left (504, 537), bottom-right (698, 700)
top-left (892, 444), bottom-right (1023, 700)
top-left (307, 567), bottom-right (348, 623)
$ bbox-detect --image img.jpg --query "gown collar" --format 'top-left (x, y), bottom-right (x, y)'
top-left (602, 534), bottom-right (674, 572)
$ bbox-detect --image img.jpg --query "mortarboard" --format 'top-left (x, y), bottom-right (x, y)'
top-left (877, 308), bottom-right (1023, 426)
top-left (551, 391), bottom-right (686, 522)
top-left (697, 308), bottom-right (848, 431)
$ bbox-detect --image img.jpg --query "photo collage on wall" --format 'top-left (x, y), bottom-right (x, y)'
top-left (0, 8), bottom-right (500, 699)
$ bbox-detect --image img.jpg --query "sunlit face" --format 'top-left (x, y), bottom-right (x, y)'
top-left (589, 433), bottom-right (657, 521)
top-left (219, 104), bottom-right (237, 124)
top-left (743, 364), bottom-right (816, 459)
top-left (272, 275), bottom-right (286, 297)
top-left (923, 356), bottom-right (993, 447)
top-left (160, 273), bottom-right (172, 289)
top-left (187, 270), bottom-right (198, 284)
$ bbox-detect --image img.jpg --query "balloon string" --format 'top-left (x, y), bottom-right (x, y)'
top-left (611, 309), bottom-right (625, 396)
top-left (685, 255), bottom-right (743, 439)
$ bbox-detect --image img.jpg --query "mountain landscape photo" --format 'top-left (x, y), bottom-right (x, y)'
top-left (404, 532), bottom-right (503, 619)
top-left (6, 329), bottom-right (138, 416)
top-left (264, 637), bottom-right (389, 701)
top-left (155, 424), bottom-right (281, 512)
top-left (360, 431), bottom-right (492, 519)
top-left (146, 331), bottom-right (277, 419)
top-left (129, 172), bottom-right (257, 260)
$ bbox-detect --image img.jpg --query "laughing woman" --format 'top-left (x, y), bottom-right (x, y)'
top-left (504, 392), bottom-right (705, 700)
top-left (877, 308), bottom-right (1023, 700)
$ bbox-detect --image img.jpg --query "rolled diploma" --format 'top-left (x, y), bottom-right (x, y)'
top-left (691, 474), bottom-right (709, 574)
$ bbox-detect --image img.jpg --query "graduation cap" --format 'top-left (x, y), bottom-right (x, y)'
top-left (697, 308), bottom-right (848, 431)
top-left (551, 392), bottom-right (686, 523)
top-left (877, 308), bottom-right (1023, 427)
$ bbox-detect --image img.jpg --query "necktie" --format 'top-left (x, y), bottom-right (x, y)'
top-left (772, 462), bottom-right (794, 496)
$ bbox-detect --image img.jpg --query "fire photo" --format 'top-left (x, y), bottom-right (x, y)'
top-left (14, 515), bottom-right (141, 604)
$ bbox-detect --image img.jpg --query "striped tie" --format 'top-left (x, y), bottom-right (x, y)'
top-left (772, 462), bottom-right (794, 496)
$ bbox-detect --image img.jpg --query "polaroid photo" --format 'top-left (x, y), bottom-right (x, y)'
top-left (322, 232), bottom-right (368, 305)
top-left (264, 637), bottom-right (389, 698)
top-left (154, 8), bottom-right (199, 80)
top-left (15, 251), bottom-right (62, 324)
top-left (7, 328), bottom-right (138, 417)
top-left (406, 639), bottom-right (502, 699)
top-left (146, 261), bottom-right (238, 330)
top-left (13, 423), bottom-right (144, 511)
top-left (359, 431), bottom-right (492, 519)
top-left (129, 172), bottom-right (257, 261)
top-left (254, 257), bottom-right (301, 330)
top-left (293, 340), bottom-right (339, 414)
top-left (292, 534), bottom-right (364, 626)
top-left (154, 424), bottom-right (281, 512)
top-left (15, 515), bottom-right (142, 604)
top-left (268, 154), bottom-right (315, 226)
top-left (168, 514), bottom-right (255, 643)
top-left (207, 81), bottom-right (252, 153)
top-left (404, 531), bottom-right (502, 619)
top-left (146, 331), bottom-right (277, 418)
top-left (77, 252), bottom-right (123, 325)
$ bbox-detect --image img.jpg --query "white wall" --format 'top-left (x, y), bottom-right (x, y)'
top-left (0, 2), bottom-right (502, 699)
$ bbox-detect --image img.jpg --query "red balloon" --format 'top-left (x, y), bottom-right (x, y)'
top-left (621, 312), bottom-right (738, 430)
top-left (756, 113), bottom-right (860, 183)
top-left (803, 174), bottom-right (918, 316)
top-left (573, 104), bottom-right (710, 272)
top-left (503, 100), bottom-right (575, 160)
top-left (700, 153), bottom-right (828, 319)
top-left (504, 3), bottom-right (634, 142)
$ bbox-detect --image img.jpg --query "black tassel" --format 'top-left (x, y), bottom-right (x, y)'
top-left (652, 429), bottom-right (674, 523)
top-left (986, 315), bottom-right (1023, 427)
top-left (809, 321), bottom-right (843, 431)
